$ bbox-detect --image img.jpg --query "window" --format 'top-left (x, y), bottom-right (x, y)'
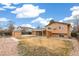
top-left (59, 26), bottom-right (64, 30)
top-left (47, 26), bottom-right (60, 30)
top-left (59, 34), bottom-right (64, 37)
top-left (47, 26), bottom-right (57, 30)
top-left (46, 26), bottom-right (52, 30)
top-left (48, 27), bottom-right (51, 29)
top-left (59, 26), bottom-right (61, 29)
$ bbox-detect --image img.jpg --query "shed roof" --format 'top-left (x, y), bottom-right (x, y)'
top-left (33, 28), bottom-right (45, 31)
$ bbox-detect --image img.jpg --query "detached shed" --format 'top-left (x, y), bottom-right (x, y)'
top-left (12, 27), bottom-right (22, 38)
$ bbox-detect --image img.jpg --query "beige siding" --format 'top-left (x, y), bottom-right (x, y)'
top-left (46, 23), bottom-right (68, 34)
top-left (12, 32), bottom-right (21, 38)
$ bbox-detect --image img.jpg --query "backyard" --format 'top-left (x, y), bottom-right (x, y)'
top-left (17, 36), bottom-right (73, 56)
top-left (0, 36), bottom-right (79, 56)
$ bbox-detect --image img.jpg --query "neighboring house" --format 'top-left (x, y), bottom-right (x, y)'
top-left (32, 21), bottom-right (71, 37)
top-left (20, 27), bottom-right (33, 35)
top-left (12, 26), bottom-right (33, 37)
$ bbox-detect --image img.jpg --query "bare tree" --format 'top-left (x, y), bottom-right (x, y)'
top-left (0, 22), bottom-right (3, 36)
top-left (75, 15), bottom-right (79, 32)
top-left (7, 21), bottom-right (15, 35)
top-left (72, 15), bottom-right (79, 38)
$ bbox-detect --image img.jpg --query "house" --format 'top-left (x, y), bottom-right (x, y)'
top-left (20, 26), bottom-right (33, 35)
top-left (45, 22), bottom-right (71, 37)
top-left (12, 26), bottom-right (34, 37)
top-left (32, 21), bottom-right (71, 37)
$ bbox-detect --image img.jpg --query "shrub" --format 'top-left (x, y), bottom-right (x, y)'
top-left (71, 32), bottom-right (77, 37)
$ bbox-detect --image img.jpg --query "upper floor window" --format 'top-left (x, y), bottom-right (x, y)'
top-left (59, 26), bottom-right (64, 30)
top-left (47, 26), bottom-right (56, 30)
top-left (59, 26), bottom-right (61, 29)
top-left (48, 27), bottom-right (51, 29)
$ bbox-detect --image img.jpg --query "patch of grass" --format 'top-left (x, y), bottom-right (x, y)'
top-left (18, 41), bottom-right (49, 56)
top-left (18, 38), bottom-right (73, 56)
top-left (63, 40), bottom-right (73, 49)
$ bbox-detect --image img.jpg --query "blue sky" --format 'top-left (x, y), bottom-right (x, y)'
top-left (0, 3), bottom-right (79, 28)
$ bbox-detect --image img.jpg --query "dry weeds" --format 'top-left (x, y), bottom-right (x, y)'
top-left (18, 36), bottom-right (72, 56)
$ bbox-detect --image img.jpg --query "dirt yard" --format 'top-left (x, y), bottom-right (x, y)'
top-left (69, 39), bottom-right (79, 56)
top-left (0, 37), bottom-right (18, 56)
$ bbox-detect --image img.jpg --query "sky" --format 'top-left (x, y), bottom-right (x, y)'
top-left (0, 3), bottom-right (79, 28)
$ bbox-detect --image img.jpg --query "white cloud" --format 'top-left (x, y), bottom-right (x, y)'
top-left (0, 3), bottom-right (16, 10)
top-left (61, 6), bottom-right (79, 27)
top-left (0, 8), bottom-right (5, 11)
top-left (60, 16), bottom-right (76, 27)
top-left (0, 18), bottom-right (9, 22)
top-left (3, 5), bottom-right (16, 9)
top-left (70, 6), bottom-right (79, 11)
top-left (63, 16), bottom-right (74, 21)
top-left (20, 24), bottom-right (32, 27)
top-left (59, 20), bottom-right (63, 22)
top-left (32, 17), bottom-right (53, 27)
top-left (11, 4), bottom-right (45, 18)
top-left (70, 6), bottom-right (79, 16)
top-left (70, 23), bottom-right (75, 27)
top-left (20, 24), bottom-right (35, 28)
top-left (14, 24), bottom-right (18, 28)
top-left (1, 3), bottom-right (19, 5)
top-left (72, 11), bottom-right (79, 16)
top-left (60, 16), bottom-right (75, 22)
top-left (1, 3), bottom-right (11, 6)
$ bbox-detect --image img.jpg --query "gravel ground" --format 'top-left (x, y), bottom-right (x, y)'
top-left (70, 39), bottom-right (79, 56)
top-left (59, 38), bottom-right (79, 56)
top-left (0, 37), bottom-right (19, 56)
top-left (54, 37), bottom-right (79, 56)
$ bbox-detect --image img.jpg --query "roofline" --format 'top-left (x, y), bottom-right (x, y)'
top-left (45, 22), bottom-right (71, 27)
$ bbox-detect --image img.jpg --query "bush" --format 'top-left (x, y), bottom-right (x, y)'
top-left (71, 32), bottom-right (77, 37)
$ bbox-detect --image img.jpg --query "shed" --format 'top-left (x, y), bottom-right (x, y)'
top-left (12, 27), bottom-right (22, 38)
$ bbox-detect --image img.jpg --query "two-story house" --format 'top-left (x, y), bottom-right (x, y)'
top-left (45, 22), bottom-right (71, 37)
top-left (32, 21), bottom-right (71, 37)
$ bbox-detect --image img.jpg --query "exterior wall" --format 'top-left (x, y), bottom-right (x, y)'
top-left (46, 31), bottom-right (52, 37)
top-left (46, 30), bottom-right (68, 37)
top-left (46, 23), bottom-right (68, 34)
top-left (32, 31), bottom-right (43, 36)
top-left (64, 34), bottom-right (68, 37)
top-left (12, 31), bottom-right (21, 38)
top-left (32, 31), bottom-right (36, 35)
top-left (67, 25), bottom-right (71, 37)
top-left (42, 30), bottom-right (46, 36)
top-left (32, 30), bottom-right (46, 36)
